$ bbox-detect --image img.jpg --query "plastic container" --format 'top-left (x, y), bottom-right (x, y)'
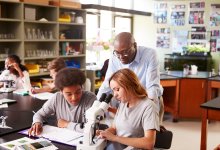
top-left (25, 64), bottom-right (40, 74)
top-left (65, 60), bottom-right (80, 68)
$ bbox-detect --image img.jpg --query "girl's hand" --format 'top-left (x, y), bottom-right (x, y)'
top-left (100, 130), bottom-right (117, 141)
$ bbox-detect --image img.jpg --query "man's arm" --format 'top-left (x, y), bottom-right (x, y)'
top-left (145, 49), bottom-right (162, 100)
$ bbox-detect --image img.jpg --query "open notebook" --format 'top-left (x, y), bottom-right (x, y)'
top-left (19, 125), bottom-right (83, 146)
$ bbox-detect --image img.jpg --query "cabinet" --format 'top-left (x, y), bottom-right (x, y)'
top-left (86, 69), bottom-right (103, 93)
top-left (179, 78), bottom-right (206, 118)
top-left (0, 1), bottom-right (86, 78)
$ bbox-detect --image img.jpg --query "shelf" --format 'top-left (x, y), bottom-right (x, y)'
top-left (0, 1), bottom-right (86, 79)
top-left (59, 22), bottom-right (86, 26)
top-left (59, 54), bottom-right (85, 58)
top-left (0, 18), bottom-right (21, 22)
top-left (0, 39), bottom-right (21, 42)
top-left (59, 39), bottom-right (85, 42)
top-left (24, 56), bottom-right (57, 60)
top-left (24, 20), bottom-right (57, 24)
top-left (24, 39), bottom-right (57, 42)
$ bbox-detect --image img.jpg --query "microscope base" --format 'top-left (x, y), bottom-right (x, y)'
top-left (77, 139), bottom-right (106, 150)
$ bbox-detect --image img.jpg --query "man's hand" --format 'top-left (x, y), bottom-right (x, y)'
top-left (57, 119), bottom-right (69, 128)
top-left (28, 122), bottom-right (43, 136)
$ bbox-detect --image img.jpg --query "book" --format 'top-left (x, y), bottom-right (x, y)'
top-left (0, 137), bottom-right (57, 150)
top-left (19, 125), bottom-right (83, 146)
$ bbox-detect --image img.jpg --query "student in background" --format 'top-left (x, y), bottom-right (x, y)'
top-left (0, 54), bottom-right (31, 91)
top-left (97, 32), bottom-right (164, 124)
top-left (98, 69), bottom-right (159, 150)
top-left (28, 68), bottom-right (97, 135)
top-left (31, 57), bottom-right (66, 93)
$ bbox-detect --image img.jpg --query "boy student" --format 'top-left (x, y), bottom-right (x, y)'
top-left (28, 68), bottom-right (97, 136)
top-left (31, 57), bottom-right (66, 94)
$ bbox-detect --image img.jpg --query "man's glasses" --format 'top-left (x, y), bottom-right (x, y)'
top-left (113, 47), bottom-right (132, 58)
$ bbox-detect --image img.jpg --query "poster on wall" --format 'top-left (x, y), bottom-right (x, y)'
top-left (170, 4), bottom-right (186, 26)
top-left (210, 4), bottom-right (220, 26)
top-left (154, 3), bottom-right (167, 24)
top-left (172, 30), bottom-right (188, 53)
top-left (189, 2), bottom-right (205, 24)
top-left (210, 30), bottom-right (220, 52)
top-left (156, 27), bottom-right (170, 48)
top-left (216, 39), bottom-right (220, 51)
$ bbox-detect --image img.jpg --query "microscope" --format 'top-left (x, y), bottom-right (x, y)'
top-left (0, 116), bottom-right (12, 129)
top-left (77, 93), bottom-right (113, 150)
top-left (0, 70), bottom-right (16, 92)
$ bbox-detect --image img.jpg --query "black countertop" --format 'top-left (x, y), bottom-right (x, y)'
top-left (160, 71), bottom-right (220, 80)
top-left (200, 97), bottom-right (220, 110)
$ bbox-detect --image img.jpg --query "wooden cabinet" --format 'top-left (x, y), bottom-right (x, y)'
top-left (160, 78), bottom-right (180, 121)
top-left (179, 78), bottom-right (207, 118)
top-left (0, 1), bottom-right (86, 78)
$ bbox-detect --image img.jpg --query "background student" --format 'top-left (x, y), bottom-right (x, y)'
top-left (97, 32), bottom-right (164, 123)
top-left (31, 57), bottom-right (66, 94)
top-left (28, 68), bottom-right (97, 136)
top-left (0, 54), bottom-right (31, 91)
top-left (98, 68), bottom-right (159, 150)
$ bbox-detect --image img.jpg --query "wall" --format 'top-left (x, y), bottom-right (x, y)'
top-left (133, 0), bottom-right (220, 72)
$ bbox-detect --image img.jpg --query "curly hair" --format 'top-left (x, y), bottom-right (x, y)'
top-left (55, 68), bottom-right (86, 90)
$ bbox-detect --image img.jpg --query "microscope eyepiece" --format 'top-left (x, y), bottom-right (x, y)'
top-left (99, 93), bottom-right (107, 102)
top-left (104, 94), bottom-right (113, 103)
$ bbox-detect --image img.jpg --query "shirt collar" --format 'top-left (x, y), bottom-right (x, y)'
top-left (132, 47), bottom-right (140, 64)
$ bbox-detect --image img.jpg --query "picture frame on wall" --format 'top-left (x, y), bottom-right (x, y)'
top-left (156, 27), bottom-right (170, 49)
top-left (154, 2), bottom-right (168, 24)
top-left (210, 4), bottom-right (220, 26)
top-left (189, 2), bottom-right (205, 25)
top-left (170, 4), bottom-right (186, 26)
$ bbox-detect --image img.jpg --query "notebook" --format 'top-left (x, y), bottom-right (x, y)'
top-left (19, 125), bottom-right (83, 146)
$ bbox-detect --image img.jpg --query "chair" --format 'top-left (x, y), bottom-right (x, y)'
top-left (154, 126), bottom-right (173, 149)
top-left (123, 126), bottom-right (173, 150)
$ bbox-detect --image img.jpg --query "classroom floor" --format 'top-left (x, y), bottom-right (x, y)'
top-left (163, 114), bottom-right (220, 150)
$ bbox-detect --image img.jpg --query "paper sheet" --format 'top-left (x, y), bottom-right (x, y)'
top-left (20, 125), bottom-right (83, 146)
top-left (30, 92), bottom-right (54, 100)
top-left (0, 103), bottom-right (8, 108)
top-left (0, 98), bottom-right (16, 104)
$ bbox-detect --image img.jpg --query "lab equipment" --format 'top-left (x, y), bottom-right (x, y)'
top-left (77, 93), bottom-right (113, 150)
top-left (0, 70), bottom-right (16, 92)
